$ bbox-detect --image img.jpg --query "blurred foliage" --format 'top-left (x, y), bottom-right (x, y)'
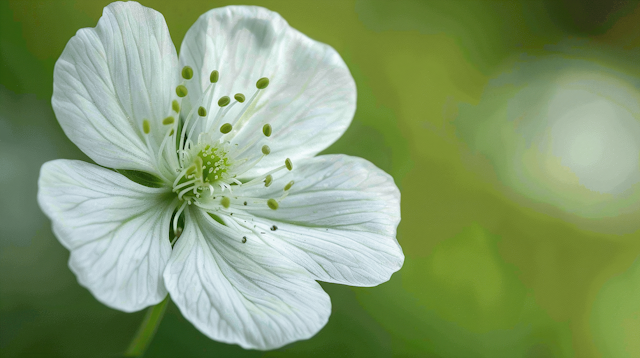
top-left (1, 0), bottom-right (639, 357)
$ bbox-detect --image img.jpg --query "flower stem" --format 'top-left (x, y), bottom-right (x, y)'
top-left (124, 296), bottom-right (170, 357)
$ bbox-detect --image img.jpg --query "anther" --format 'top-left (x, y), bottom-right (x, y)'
top-left (256, 77), bottom-right (270, 89)
top-left (261, 145), bottom-right (271, 155)
top-left (242, 236), bottom-right (247, 243)
top-left (181, 66), bottom-right (194, 80)
top-left (218, 96), bottom-right (230, 107)
top-left (265, 174), bottom-right (273, 187)
top-left (172, 100), bottom-right (180, 113)
top-left (142, 119), bottom-right (150, 134)
top-left (210, 70), bottom-right (219, 83)
top-left (262, 124), bottom-right (272, 137)
top-left (221, 196), bottom-right (231, 208)
top-left (284, 180), bottom-right (294, 191)
top-left (285, 158), bottom-right (293, 171)
top-left (220, 123), bottom-right (233, 134)
top-left (169, 129), bottom-right (175, 136)
top-left (162, 116), bottom-right (175, 125)
top-left (176, 85), bottom-right (188, 97)
top-left (234, 93), bottom-right (246, 103)
top-left (267, 198), bottom-right (279, 210)
top-left (198, 106), bottom-right (207, 117)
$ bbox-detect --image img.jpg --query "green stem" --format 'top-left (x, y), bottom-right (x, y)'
top-left (124, 296), bottom-right (170, 357)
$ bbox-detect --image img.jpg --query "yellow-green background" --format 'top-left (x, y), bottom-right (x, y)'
top-left (1, 0), bottom-right (639, 357)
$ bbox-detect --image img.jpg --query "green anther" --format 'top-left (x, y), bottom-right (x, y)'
top-left (210, 70), bottom-right (219, 83)
top-left (261, 145), bottom-right (271, 155)
top-left (221, 196), bottom-right (231, 209)
top-left (264, 174), bottom-right (273, 187)
top-left (234, 93), bottom-right (245, 103)
top-left (142, 120), bottom-right (150, 134)
top-left (198, 106), bottom-right (207, 117)
top-left (162, 116), bottom-right (174, 125)
top-left (181, 66), bottom-right (193, 80)
top-left (169, 129), bottom-right (174, 136)
top-left (220, 123), bottom-right (232, 134)
top-left (267, 198), bottom-right (279, 210)
top-left (218, 96), bottom-right (230, 107)
top-left (284, 180), bottom-right (294, 191)
top-left (176, 85), bottom-right (188, 97)
top-left (285, 158), bottom-right (293, 171)
top-left (172, 100), bottom-right (180, 113)
top-left (262, 124), bottom-right (272, 137)
top-left (256, 77), bottom-right (270, 89)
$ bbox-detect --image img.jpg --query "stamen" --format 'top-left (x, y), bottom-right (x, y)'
top-left (262, 124), bottom-right (272, 137)
top-left (181, 66), bottom-right (193, 80)
top-left (142, 119), bottom-right (151, 134)
top-left (218, 96), bottom-right (230, 107)
top-left (162, 116), bottom-right (175, 125)
top-left (234, 93), bottom-right (245, 103)
top-left (267, 198), bottom-right (279, 210)
top-left (198, 106), bottom-right (207, 117)
top-left (265, 174), bottom-right (273, 187)
top-left (284, 180), bottom-right (294, 191)
top-left (176, 85), bottom-right (188, 97)
top-left (172, 100), bottom-right (180, 113)
top-left (256, 77), bottom-right (270, 89)
top-left (210, 70), bottom-right (219, 83)
top-left (173, 201), bottom-right (188, 234)
top-left (221, 196), bottom-right (231, 208)
top-left (220, 123), bottom-right (233, 134)
top-left (285, 158), bottom-right (293, 171)
top-left (261, 145), bottom-right (271, 155)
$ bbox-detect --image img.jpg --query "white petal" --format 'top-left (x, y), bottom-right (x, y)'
top-left (233, 154), bottom-right (404, 286)
top-left (164, 207), bottom-right (331, 350)
top-left (38, 160), bottom-right (175, 312)
top-left (52, 2), bottom-right (179, 175)
top-left (179, 6), bottom-right (356, 177)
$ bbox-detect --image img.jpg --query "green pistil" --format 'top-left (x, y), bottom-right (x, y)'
top-left (197, 145), bottom-right (230, 183)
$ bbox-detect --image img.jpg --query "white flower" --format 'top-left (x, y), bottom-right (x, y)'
top-left (38, 1), bottom-right (404, 350)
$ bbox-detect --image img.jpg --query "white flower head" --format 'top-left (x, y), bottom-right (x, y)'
top-left (38, 1), bottom-right (404, 350)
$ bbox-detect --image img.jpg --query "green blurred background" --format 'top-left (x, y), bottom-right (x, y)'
top-left (1, 0), bottom-right (639, 357)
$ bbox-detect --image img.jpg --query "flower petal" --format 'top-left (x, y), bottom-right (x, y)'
top-left (164, 207), bottom-right (331, 350)
top-left (232, 154), bottom-right (404, 286)
top-left (179, 6), bottom-right (356, 176)
top-left (52, 1), bottom-right (179, 175)
top-left (38, 160), bottom-right (175, 312)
